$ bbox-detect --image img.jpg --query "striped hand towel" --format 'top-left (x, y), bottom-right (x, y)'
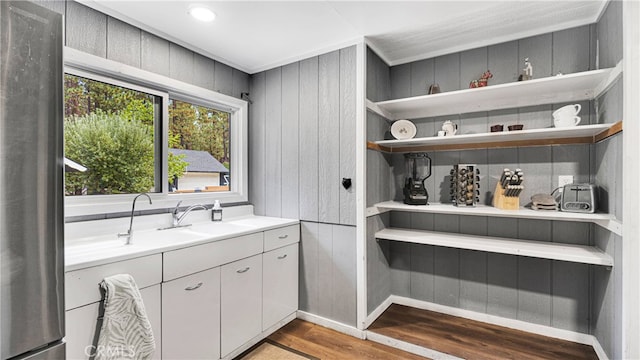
top-left (95, 274), bottom-right (155, 360)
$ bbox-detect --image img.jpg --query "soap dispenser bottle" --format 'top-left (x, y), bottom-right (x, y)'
top-left (211, 200), bottom-right (223, 221)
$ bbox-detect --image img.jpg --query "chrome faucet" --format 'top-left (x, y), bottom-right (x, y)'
top-left (171, 201), bottom-right (208, 227)
top-left (118, 193), bottom-right (152, 245)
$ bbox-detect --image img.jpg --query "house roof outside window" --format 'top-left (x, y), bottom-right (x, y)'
top-left (169, 149), bottom-right (228, 173)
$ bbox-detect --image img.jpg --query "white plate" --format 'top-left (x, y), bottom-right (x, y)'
top-left (391, 119), bottom-right (417, 140)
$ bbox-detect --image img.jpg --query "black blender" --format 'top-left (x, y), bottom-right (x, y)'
top-left (403, 152), bottom-right (432, 205)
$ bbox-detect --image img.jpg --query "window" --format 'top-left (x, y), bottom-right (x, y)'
top-left (63, 48), bottom-right (248, 216)
top-left (64, 73), bottom-right (162, 196)
top-left (168, 99), bottom-right (231, 193)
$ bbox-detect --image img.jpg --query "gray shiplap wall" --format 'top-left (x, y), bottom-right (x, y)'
top-left (299, 221), bottom-right (357, 325)
top-left (35, 0), bottom-right (249, 99)
top-left (367, 213), bottom-right (391, 314)
top-left (591, 1), bottom-right (624, 358)
top-left (249, 47), bottom-right (358, 326)
top-left (386, 213), bottom-right (592, 332)
top-left (366, 23), bottom-right (620, 338)
top-left (249, 47), bottom-right (357, 226)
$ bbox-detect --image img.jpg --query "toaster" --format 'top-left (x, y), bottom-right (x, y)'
top-left (561, 184), bottom-right (596, 213)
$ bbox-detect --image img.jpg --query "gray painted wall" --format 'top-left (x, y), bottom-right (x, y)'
top-left (299, 221), bottom-right (357, 326)
top-left (249, 47), bottom-right (358, 326)
top-left (34, 0), bottom-right (249, 99)
top-left (386, 213), bottom-right (592, 333)
top-left (249, 47), bottom-right (356, 226)
top-left (367, 21), bottom-right (622, 345)
top-left (591, 1), bottom-right (624, 358)
top-left (367, 213), bottom-right (391, 314)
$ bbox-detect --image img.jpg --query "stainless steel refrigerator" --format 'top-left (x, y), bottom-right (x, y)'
top-left (0, 1), bottom-right (65, 359)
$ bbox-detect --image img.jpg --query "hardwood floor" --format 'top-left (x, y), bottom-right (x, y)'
top-left (268, 319), bottom-right (429, 359)
top-left (368, 304), bottom-right (599, 360)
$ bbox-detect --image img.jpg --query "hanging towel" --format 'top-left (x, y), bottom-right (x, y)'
top-left (95, 274), bottom-right (155, 360)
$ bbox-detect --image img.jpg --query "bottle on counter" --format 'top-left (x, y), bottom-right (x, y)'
top-left (211, 200), bottom-right (223, 221)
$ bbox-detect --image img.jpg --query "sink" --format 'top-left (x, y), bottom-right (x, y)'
top-left (134, 227), bottom-right (207, 245)
top-left (187, 221), bottom-right (254, 237)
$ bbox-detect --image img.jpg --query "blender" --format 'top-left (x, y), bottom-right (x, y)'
top-left (403, 152), bottom-right (432, 205)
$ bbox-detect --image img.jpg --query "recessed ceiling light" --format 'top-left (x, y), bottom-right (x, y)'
top-left (188, 5), bottom-right (216, 22)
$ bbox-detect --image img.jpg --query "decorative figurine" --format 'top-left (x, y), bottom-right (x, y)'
top-left (469, 70), bottom-right (493, 88)
top-left (519, 57), bottom-right (533, 81)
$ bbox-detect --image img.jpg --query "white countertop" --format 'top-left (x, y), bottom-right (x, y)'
top-left (65, 210), bottom-right (298, 272)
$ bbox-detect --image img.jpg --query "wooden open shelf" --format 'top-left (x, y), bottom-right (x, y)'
top-left (376, 227), bottom-right (613, 266)
top-left (367, 122), bottom-right (621, 153)
top-left (367, 65), bottom-right (621, 120)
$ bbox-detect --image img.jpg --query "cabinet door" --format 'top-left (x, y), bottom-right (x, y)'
top-left (65, 285), bottom-right (161, 360)
top-left (263, 243), bottom-right (299, 330)
top-left (162, 267), bottom-right (220, 360)
top-left (220, 254), bottom-right (262, 357)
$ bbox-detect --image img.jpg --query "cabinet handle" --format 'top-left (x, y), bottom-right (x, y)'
top-left (184, 282), bottom-right (203, 291)
top-left (278, 234), bottom-right (288, 239)
top-left (237, 267), bottom-right (250, 273)
top-left (277, 254), bottom-right (288, 260)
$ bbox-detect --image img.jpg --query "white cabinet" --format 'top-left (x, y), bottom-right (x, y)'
top-left (262, 243), bottom-right (299, 331)
top-left (162, 267), bottom-right (221, 360)
top-left (220, 254), bottom-right (262, 357)
top-left (65, 284), bottom-right (162, 360)
top-left (65, 222), bottom-right (299, 360)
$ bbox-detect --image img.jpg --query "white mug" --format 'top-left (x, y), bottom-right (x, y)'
top-left (553, 104), bottom-right (581, 119)
top-left (554, 115), bottom-right (581, 128)
top-left (442, 120), bottom-right (458, 136)
top-left (437, 130), bottom-right (446, 137)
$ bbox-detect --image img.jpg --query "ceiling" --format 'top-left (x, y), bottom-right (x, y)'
top-left (80, 1), bottom-right (606, 74)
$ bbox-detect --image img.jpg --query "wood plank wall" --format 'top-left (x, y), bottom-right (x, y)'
top-left (592, 2), bottom-right (624, 358)
top-left (249, 47), bottom-right (358, 326)
top-left (299, 221), bottom-right (357, 326)
top-left (249, 47), bottom-right (356, 226)
top-left (366, 20), bottom-right (623, 347)
top-left (35, 1), bottom-right (250, 99)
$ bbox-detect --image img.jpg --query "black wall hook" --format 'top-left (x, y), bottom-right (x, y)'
top-left (342, 178), bottom-right (352, 190)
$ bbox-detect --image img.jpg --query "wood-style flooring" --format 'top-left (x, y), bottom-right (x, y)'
top-left (368, 304), bottom-right (599, 360)
top-left (268, 319), bottom-right (428, 359)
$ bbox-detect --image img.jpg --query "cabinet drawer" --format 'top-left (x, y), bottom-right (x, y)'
top-left (264, 224), bottom-right (299, 252)
top-left (65, 254), bottom-right (162, 310)
top-left (163, 232), bottom-right (263, 281)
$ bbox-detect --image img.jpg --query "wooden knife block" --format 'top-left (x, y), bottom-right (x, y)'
top-left (493, 182), bottom-right (520, 210)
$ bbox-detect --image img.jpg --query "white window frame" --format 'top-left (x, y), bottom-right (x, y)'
top-left (64, 47), bottom-right (248, 217)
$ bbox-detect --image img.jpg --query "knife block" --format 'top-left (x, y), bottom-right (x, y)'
top-left (493, 182), bottom-right (520, 210)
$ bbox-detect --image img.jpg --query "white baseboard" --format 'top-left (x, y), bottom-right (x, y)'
top-left (299, 298), bottom-right (609, 360)
top-left (296, 310), bottom-right (366, 339)
top-left (366, 331), bottom-right (463, 360)
top-left (391, 295), bottom-right (596, 346)
top-left (363, 296), bottom-right (392, 329)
